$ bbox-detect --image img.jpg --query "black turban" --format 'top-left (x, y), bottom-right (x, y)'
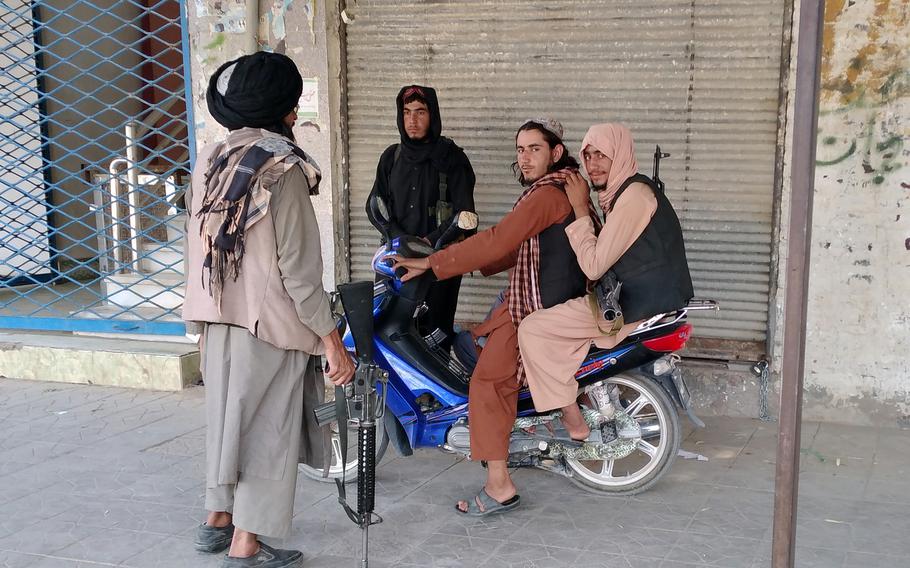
top-left (206, 52), bottom-right (303, 130)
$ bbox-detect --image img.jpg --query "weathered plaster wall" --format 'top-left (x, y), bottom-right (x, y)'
top-left (800, 0), bottom-right (909, 425)
top-left (186, 0), bottom-right (336, 288)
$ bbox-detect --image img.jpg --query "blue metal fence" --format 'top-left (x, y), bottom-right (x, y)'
top-left (0, 0), bottom-right (193, 336)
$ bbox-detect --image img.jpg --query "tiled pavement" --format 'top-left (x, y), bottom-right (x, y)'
top-left (1, 377), bottom-right (908, 567)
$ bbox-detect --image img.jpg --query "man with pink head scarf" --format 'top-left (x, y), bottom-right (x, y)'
top-left (517, 123), bottom-right (693, 440)
top-left (580, 123), bottom-right (639, 210)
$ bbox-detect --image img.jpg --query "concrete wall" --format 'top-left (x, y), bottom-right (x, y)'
top-left (186, 0), bottom-right (336, 289)
top-left (804, 0), bottom-right (909, 425)
top-left (775, 0), bottom-right (909, 426)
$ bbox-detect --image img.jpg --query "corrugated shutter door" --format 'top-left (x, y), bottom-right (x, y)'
top-left (344, 0), bottom-right (785, 347)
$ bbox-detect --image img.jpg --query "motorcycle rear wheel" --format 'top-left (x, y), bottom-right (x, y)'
top-left (565, 373), bottom-right (681, 495)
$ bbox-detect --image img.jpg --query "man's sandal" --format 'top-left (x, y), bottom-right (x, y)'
top-left (455, 488), bottom-right (521, 517)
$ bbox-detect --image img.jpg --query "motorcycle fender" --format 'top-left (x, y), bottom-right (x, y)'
top-left (384, 410), bottom-right (414, 456)
top-left (652, 372), bottom-right (705, 429)
top-left (653, 373), bottom-right (683, 407)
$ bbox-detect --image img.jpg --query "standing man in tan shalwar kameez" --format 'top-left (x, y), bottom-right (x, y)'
top-left (182, 52), bottom-right (354, 568)
top-left (393, 119), bottom-right (598, 517)
top-left (518, 123), bottom-right (694, 441)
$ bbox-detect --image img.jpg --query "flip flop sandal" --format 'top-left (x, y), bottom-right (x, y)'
top-left (455, 488), bottom-right (521, 517)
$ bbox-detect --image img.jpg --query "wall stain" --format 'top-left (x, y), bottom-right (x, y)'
top-left (204, 33), bottom-right (226, 50)
top-left (821, 0), bottom-right (908, 106)
top-left (816, 0), bottom-right (908, 183)
top-left (803, 383), bottom-right (910, 427)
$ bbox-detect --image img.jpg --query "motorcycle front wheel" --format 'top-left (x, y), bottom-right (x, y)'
top-left (564, 373), bottom-right (681, 495)
top-left (298, 404), bottom-right (390, 484)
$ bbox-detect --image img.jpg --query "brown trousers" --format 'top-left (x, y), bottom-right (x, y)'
top-left (468, 303), bottom-right (521, 461)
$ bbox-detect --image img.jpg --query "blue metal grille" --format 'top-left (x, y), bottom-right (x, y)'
top-left (0, 0), bottom-right (194, 336)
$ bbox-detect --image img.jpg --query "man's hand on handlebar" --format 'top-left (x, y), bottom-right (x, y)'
top-left (390, 255), bottom-right (431, 282)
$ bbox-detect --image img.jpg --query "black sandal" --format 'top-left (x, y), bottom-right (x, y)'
top-left (455, 488), bottom-right (521, 517)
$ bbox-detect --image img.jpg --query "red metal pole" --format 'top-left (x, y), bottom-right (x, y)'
top-left (771, 0), bottom-right (825, 566)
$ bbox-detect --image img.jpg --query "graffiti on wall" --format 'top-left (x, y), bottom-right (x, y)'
top-left (817, 83), bottom-right (907, 184)
top-left (816, 0), bottom-right (908, 185)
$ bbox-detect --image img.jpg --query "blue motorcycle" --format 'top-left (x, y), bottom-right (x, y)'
top-left (300, 203), bottom-right (715, 496)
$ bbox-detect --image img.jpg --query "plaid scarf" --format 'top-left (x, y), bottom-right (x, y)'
top-left (197, 130), bottom-right (321, 308)
top-left (507, 168), bottom-right (601, 382)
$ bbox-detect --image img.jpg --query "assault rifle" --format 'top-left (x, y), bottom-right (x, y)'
top-left (653, 144), bottom-right (671, 193)
top-left (314, 281), bottom-right (387, 568)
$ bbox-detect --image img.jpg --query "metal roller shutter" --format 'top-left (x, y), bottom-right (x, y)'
top-left (342, 0), bottom-right (786, 352)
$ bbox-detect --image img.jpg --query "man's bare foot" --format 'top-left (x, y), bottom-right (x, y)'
top-left (560, 403), bottom-right (591, 440)
top-left (456, 481), bottom-right (517, 512)
top-left (228, 529), bottom-right (260, 559)
top-left (457, 462), bottom-right (516, 513)
top-left (205, 511), bottom-right (232, 529)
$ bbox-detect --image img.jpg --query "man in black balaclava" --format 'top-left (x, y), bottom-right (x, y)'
top-left (367, 85), bottom-right (476, 349)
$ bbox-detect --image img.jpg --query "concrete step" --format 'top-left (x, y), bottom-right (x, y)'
top-left (0, 332), bottom-right (200, 391)
top-left (102, 273), bottom-right (185, 310)
top-left (165, 213), bottom-right (186, 244)
top-left (139, 241), bottom-right (184, 276)
top-left (70, 305), bottom-right (194, 344)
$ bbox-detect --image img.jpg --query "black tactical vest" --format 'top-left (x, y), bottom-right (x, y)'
top-left (608, 174), bottom-right (694, 322)
top-left (538, 207), bottom-right (588, 309)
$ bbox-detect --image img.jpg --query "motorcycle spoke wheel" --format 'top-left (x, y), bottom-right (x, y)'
top-left (563, 374), bottom-right (680, 495)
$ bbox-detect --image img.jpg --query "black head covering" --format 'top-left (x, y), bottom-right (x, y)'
top-left (396, 85), bottom-right (442, 146)
top-left (206, 52), bottom-right (302, 130)
top-left (395, 85), bottom-right (454, 169)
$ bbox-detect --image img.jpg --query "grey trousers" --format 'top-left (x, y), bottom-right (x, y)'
top-left (204, 454), bottom-right (301, 538)
top-left (202, 323), bottom-right (310, 539)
